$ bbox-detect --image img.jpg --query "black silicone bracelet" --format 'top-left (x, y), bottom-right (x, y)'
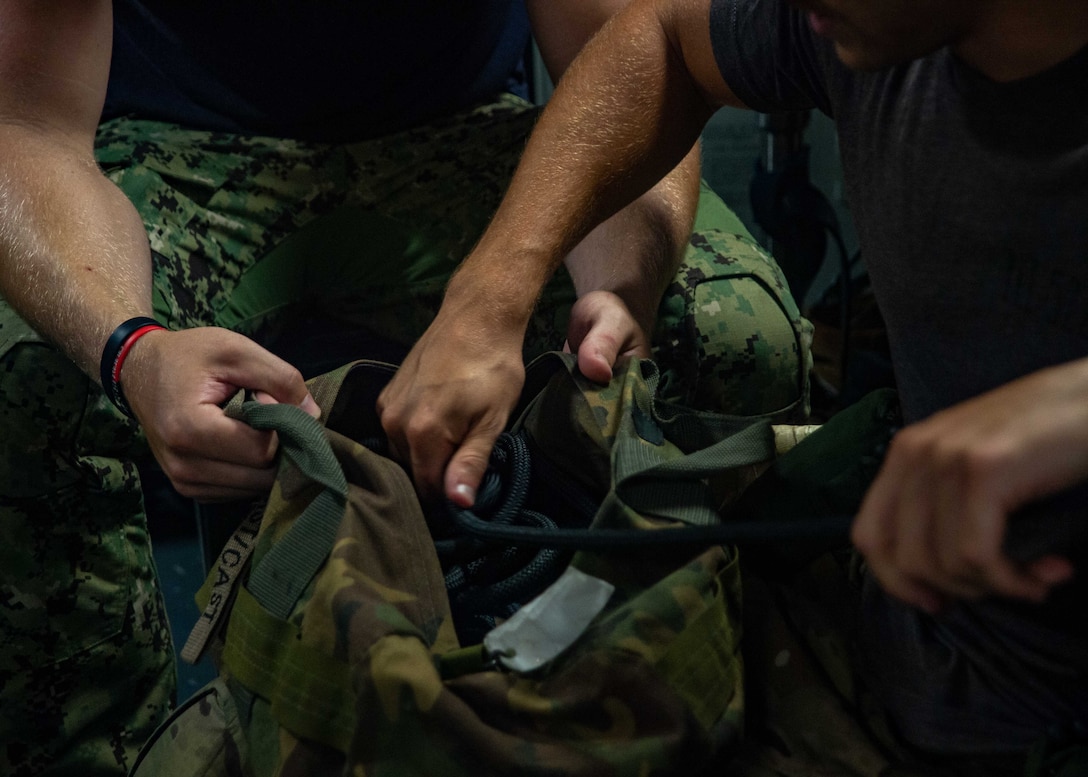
top-left (100, 316), bottom-right (165, 418)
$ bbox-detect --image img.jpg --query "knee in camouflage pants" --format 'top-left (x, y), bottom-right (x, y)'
top-left (0, 94), bottom-right (810, 775)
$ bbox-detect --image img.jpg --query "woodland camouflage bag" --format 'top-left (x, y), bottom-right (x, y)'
top-left (129, 351), bottom-right (805, 777)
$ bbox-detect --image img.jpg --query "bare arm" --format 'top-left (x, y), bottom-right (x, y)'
top-left (452, 0), bottom-right (737, 330)
top-left (528, 0), bottom-right (702, 377)
top-left (0, 1), bottom-right (148, 374)
top-left (0, 0), bottom-right (315, 501)
top-left (379, 0), bottom-right (741, 501)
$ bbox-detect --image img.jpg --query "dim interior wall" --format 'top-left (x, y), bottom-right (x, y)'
top-left (701, 108), bottom-right (859, 309)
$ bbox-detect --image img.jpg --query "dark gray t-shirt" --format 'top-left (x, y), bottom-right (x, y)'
top-left (711, 0), bottom-right (1088, 754)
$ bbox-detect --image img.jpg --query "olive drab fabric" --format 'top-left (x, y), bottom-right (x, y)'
top-left (0, 96), bottom-right (809, 775)
top-left (130, 352), bottom-right (791, 776)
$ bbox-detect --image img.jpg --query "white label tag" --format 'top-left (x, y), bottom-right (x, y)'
top-left (180, 505), bottom-right (263, 665)
top-left (483, 566), bottom-right (615, 673)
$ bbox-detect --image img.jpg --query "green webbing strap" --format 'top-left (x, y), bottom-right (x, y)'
top-left (447, 351), bottom-right (848, 548)
top-left (221, 585), bottom-right (355, 753)
top-left (611, 358), bottom-right (776, 527)
top-left (436, 645), bottom-right (491, 680)
top-left (535, 351), bottom-right (777, 529)
top-left (229, 401), bottom-right (348, 620)
top-left (614, 420), bottom-right (775, 527)
top-left (214, 375), bottom-right (377, 753)
top-left (182, 505), bottom-right (264, 665)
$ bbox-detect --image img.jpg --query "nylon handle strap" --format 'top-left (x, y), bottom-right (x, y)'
top-left (233, 401), bottom-right (348, 620)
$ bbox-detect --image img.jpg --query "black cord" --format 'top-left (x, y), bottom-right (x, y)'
top-left (446, 430), bottom-right (853, 551)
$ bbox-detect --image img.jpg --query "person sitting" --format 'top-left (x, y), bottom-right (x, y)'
top-left (378, 0), bottom-right (1088, 772)
top-left (0, 1), bottom-right (807, 774)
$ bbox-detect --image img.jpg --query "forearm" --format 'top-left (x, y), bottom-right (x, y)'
top-left (563, 145), bottom-right (700, 335)
top-left (0, 125), bottom-right (153, 378)
top-left (527, 0), bottom-right (702, 335)
top-left (447, 0), bottom-right (716, 327)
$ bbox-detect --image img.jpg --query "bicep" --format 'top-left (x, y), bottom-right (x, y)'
top-left (0, 0), bottom-right (112, 151)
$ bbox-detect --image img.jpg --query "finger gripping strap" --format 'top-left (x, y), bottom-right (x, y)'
top-left (235, 401), bottom-right (348, 619)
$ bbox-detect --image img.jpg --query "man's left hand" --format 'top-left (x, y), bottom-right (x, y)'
top-left (564, 290), bottom-right (652, 383)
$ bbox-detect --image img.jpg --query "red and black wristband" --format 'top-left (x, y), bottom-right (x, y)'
top-left (100, 316), bottom-right (168, 418)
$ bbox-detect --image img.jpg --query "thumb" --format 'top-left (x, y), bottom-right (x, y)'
top-left (575, 330), bottom-right (619, 384)
top-left (444, 432), bottom-right (498, 508)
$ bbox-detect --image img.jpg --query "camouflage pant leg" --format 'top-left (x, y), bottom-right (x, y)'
top-left (0, 100), bottom-right (550, 777)
top-left (654, 182), bottom-right (813, 421)
top-left (93, 95), bottom-right (545, 347)
top-left (0, 315), bottom-right (174, 777)
top-left (0, 92), bottom-right (805, 777)
top-left (96, 98), bottom-right (808, 418)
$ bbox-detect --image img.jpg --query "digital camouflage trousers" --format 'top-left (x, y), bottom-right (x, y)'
top-left (0, 94), bottom-right (810, 776)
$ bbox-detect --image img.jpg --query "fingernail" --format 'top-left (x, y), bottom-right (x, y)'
top-left (301, 394), bottom-right (321, 418)
top-left (452, 483), bottom-right (476, 507)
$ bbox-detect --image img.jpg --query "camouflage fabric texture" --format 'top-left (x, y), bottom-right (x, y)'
top-left (131, 352), bottom-right (780, 776)
top-left (94, 95), bottom-right (810, 416)
top-left (0, 336), bottom-right (175, 776)
top-left (1, 94), bottom-right (808, 775)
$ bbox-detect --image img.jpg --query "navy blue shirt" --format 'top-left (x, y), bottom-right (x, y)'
top-left (104, 1), bottom-right (531, 141)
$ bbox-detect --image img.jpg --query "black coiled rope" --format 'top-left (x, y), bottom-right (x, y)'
top-left (434, 431), bottom-right (596, 644)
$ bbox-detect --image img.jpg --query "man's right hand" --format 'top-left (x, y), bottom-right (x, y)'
top-left (376, 298), bottom-right (527, 508)
top-left (120, 327), bottom-right (320, 502)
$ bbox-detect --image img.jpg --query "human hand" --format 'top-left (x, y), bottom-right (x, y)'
top-left (563, 290), bottom-right (652, 384)
top-left (377, 304), bottom-right (525, 507)
top-left (851, 361), bottom-right (1088, 613)
top-left (121, 327), bottom-right (320, 502)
